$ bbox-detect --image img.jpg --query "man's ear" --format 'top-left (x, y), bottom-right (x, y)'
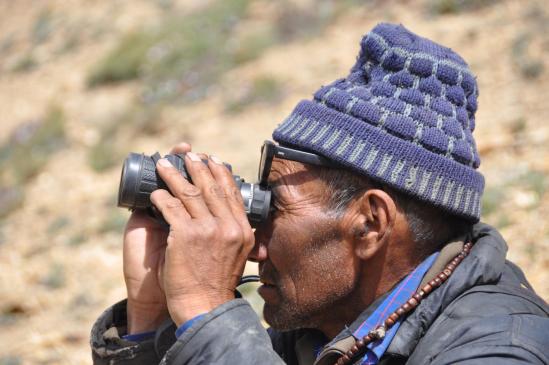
top-left (345, 189), bottom-right (398, 261)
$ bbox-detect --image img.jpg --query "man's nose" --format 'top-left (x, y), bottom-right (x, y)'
top-left (247, 239), bottom-right (268, 262)
top-left (248, 224), bottom-right (270, 262)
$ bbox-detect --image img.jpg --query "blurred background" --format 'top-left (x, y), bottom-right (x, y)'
top-left (0, 0), bottom-right (547, 363)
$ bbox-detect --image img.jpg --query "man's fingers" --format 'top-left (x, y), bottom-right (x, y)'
top-left (155, 159), bottom-right (211, 219)
top-left (150, 189), bottom-right (191, 225)
top-left (183, 153), bottom-right (233, 219)
top-left (208, 156), bottom-right (251, 227)
top-left (169, 142), bottom-right (192, 155)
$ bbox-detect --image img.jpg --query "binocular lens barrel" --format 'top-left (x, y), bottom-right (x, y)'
top-left (118, 153), bottom-right (271, 226)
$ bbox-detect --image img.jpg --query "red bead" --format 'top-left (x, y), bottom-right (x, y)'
top-left (408, 297), bottom-right (419, 307)
top-left (418, 289), bottom-right (426, 297)
top-left (356, 339), bottom-right (365, 347)
top-left (351, 345), bottom-right (359, 353)
top-left (402, 303), bottom-right (411, 312)
top-left (423, 284), bottom-right (433, 294)
top-left (385, 317), bottom-right (395, 327)
top-left (438, 272), bottom-right (447, 281)
top-left (447, 263), bottom-right (456, 271)
top-left (443, 268), bottom-right (452, 276)
top-left (390, 313), bottom-right (399, 322)
top-left (413, 293), bottom-right (422, 302)
top-left (429, 279), bottom-right (438, 287)
top-left (434, 277), bottom-right (442, 285)
top-left (396, 307), bottom-right (406, 316)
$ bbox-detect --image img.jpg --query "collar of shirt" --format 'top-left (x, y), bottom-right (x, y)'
top-left (313, 251), bottom-right (439, 365)
top-left (353, 251), bottom-right (439, 364)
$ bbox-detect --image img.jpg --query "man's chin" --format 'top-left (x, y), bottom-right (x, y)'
top-left (262, 303), bottom-right (311, 332)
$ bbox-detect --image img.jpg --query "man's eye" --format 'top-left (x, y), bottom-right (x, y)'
top-left (269, 195), bottom-right (282, 215)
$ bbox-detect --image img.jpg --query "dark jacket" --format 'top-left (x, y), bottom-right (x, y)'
top-left (90, 224), bottom-right (549, 364)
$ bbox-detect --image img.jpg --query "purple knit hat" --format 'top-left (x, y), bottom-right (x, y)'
top-left (273, 23), bottom-right (484, 222)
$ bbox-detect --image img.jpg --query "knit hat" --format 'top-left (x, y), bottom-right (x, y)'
top-left (273, 23), bottom-right (484, 222)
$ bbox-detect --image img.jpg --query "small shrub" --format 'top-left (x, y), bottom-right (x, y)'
top-left (11, 53), bottom-right (37, 73)
top-left (0, 356), bottom-right (22, 365)
top-left (87, 0), bottom-right (251, 104)
top-left (0, 105), bottom-right (66, 217)
top-left (47, 216), bottom-right (70, 235)
top-left (99, 209), bottom-right (128, 234)
top-left (0, 105), bottom-right (66, 185)
top-left (511, 33), bottom-right (544, 80)
top-left (67, 233), bottom-right (86, 247)
top-left (427, 0), bottom-right (500, 14)
top-left (87, 105), bottom-right (161, 172)
top-left (0, 187), bottom-right (24, 219)
top-left (225, 76), bottom-right (283, 113)
top-left (40, 263), bottom-right (66, 289)
top-left (87, 31), bottom-right (155, 87)
top-left (88, 133), bottom-right (122, 172)
top-left (32, 9), bottom-right (54, 44)
top-left (481, 186), bottom-right (504, 217)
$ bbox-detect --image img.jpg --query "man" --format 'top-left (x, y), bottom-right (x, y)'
top-left (91, 23), bottom-right (549, 364)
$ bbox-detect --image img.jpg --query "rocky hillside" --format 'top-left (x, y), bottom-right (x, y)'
top-left (0, 0), bottom-right (547, 363)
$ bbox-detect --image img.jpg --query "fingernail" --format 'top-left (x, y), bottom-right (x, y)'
top-left (186, 152), bottom-right (201, 162)
top-left (157, 158), bottom-right (172, 167)
top-left (210, 155), bottom-right (223, 165)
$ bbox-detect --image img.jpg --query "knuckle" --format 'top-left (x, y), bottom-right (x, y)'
top-left (165, 198), bottom-right (184, 210)
top-left (200, 223), bottom-right (217, 239)
top-left (229, 187), bottom-right (242, 202)
top-left (208, 184), bottom-right (226, 199)
top-left (175, 185), bottom-right (201, 199)
top-left (224, 225), bottom-right (243, 244)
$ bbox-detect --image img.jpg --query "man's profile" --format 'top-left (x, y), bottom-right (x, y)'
top-left (90, 23), bottom-right (549, 365)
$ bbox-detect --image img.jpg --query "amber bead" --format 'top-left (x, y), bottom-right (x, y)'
top-left (408, 297), bottom-right (418, 307)
top-left (434, 277), bottom-right (442, 285)
top-left (385, 317), bottom-right (395, 327)
top-left (422, 284), bottom-right (433, 294)
top-left (447, 263), bottom-right (456, 271)
top-left (429, 279), bottom-right (438, 287)
top-left (438, 272), bottom-right (447, 281)
top-left (413, 293), bottom-right (422, 302)
top-left (443, 268), bottom-right (452, 276)
top-left (402, 303), bottom-right (411, 312)
top-left (389, 313), bottom-right (399, 322)
top-left (396, 307), bottom-right (406, 316)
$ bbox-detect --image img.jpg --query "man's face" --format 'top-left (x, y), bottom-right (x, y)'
top-left (252, 158), bottom-right (358, 330)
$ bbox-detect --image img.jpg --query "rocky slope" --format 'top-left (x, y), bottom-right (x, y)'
top-left (0, 0), bottom-right (547, 363)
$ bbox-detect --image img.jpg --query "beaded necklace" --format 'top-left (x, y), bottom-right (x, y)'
top-left (333, 242), bottom-right (473, 365)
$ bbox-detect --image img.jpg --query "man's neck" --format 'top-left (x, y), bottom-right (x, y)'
top-left (315, 253), bottom-right (420, 339)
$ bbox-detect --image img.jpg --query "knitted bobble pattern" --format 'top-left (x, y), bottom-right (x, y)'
top-left (273, 23), bottom-right (484, 221)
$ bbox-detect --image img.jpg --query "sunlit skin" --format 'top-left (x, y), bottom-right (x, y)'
top-left (125, 142), bottom-right (424, 340)
top-left (250, 158), bottom-right (421, 338)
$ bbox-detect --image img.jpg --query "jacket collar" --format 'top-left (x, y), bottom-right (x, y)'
top-left (385, 223), bottom-right (507, 357)
top-left (312, 223), bottom-right (509, 364)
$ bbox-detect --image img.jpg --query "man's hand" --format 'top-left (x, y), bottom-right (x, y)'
top-left (123, 143), bottom-right (191, 334)
top-left (151, 151), bottom-right (254, 326)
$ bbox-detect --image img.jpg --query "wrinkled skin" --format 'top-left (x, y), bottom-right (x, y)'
top-left (251, 159), bottom-right (360, 331)
top-left (124, 141), bottom-right (417, 339)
